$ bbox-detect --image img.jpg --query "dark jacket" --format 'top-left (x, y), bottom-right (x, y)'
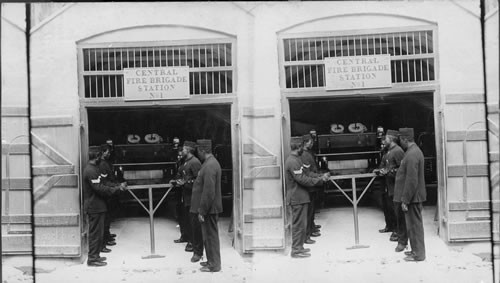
top-left (301, 149), bottom-right (319, 173)
top-left (379, 143), bottom-right (404, 196)
top-left (83, 162), bottom-right (119, 214)
top-left (394, 143), bottom-right (427, 204)
top-left (285, 152), bottom-right (323, 205)
top-left (301, 149), bottom-right (321, 192)
top-left (178, 155), bottom-right (202, 207)
top-left (190, 155), bottom-right (223, 215)
top-left (99, 159), bottom-right (118, 186)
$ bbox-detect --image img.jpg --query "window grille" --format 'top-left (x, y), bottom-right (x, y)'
top-left (81, 43), bottom-right (233, 98)
top-left (283, 30), bottom-right (435, 89)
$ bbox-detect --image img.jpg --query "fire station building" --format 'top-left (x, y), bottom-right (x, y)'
top-left (1, 1), bottom-right (498, 261)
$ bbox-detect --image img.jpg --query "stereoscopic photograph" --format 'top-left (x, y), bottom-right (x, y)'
top-left (1, 1), bottom-right (499, 282)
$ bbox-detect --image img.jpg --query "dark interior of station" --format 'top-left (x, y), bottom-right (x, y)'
top-left (87, 105), bottom-right (233, 218)
top-left (84, 93), bottom-right (439, 224)
top-left (289, 92), bottom-right (438, 208)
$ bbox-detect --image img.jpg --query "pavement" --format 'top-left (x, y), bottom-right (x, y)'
top-left (2, 205), bottom-right (496, 283)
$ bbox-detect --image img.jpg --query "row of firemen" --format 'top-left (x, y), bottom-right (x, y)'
top-left (82, 140), bottom-right (224, 272)
top-left (285, 128), bottom-right (427, 261)
top-left (84, 128), bottom-right (426, 263)
top-left (169, 140), bottom-right (223, 272)
top-left (374, 128), bottom-right (426, 261)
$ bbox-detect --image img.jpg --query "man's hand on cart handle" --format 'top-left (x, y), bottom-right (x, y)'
top-left (401, 203), bottom-right (408, 212)
top-left (321, 172), bottom-right (331, 182)
top-left (119, 182), bottom-right (128, 191)
top-left (198, 214), bottom-right (205, 223)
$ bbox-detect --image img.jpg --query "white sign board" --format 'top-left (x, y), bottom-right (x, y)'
top-left (124, 67), bottom-right (190, 101)
top-left (324, 55), bottom-right (392, 90)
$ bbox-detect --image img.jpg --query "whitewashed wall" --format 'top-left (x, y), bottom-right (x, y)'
top-left (1, 3), bottom-right (32, 255)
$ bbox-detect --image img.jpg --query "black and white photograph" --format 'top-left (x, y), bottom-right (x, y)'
top-left (1, 1), bottom-right (499, 282)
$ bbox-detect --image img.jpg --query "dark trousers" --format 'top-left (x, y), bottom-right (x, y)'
top-left (405, 203), bottom-right (426, 260)
top-left (103, 191), bottom-right (120, 241)
top-left (103, 197), bottom-right (119, 247)
top-left (382, 192), bottom-right (397, 231)
top-left (88, 212), bottom-right (105, 262)
top-left (103, 197), bottom-right (118, 243)
top-left (394, 201), bottom-right (408, 246)
top-left (306, 192), bottom-right (317, 237)
top-left (291, 203), bottom-right (308, 253)
top-left (102, 213), bottom-right (110, 250)
top-left (190, 213), bottom-right (204, 256)
top-left (176, 192), bottom-right (186, 238)
top-left (201, 214), bottom-right (221, 270)
top-left (182, 205), bottom-right (192, 243)
top-left (104, 213), bottom-right (111, 241)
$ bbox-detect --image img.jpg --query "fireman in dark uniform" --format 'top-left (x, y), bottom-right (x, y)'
top-left (83, 150), bottom-right (125, 267)
top-left (396, 128), bottom-right (427, 261)
top-left (191, 139), bottom-right (223, 272)
top-left (173, 149), bottom-right (189, 245)
top-left (172, 141), bottom-right (202, 254)
top-left (99, 144), bottom-right (119, 250)
top-left (375, 130), bottom-right (404, 241)
top-left (301, 134), bottom-right (322, 244)
top-left (171, 137), bottom-right (183, 235)
top-left (393, 131), bottom-right (409, 253)
top-left (285, 140), bottom-right (329, 258)
top-left (376, 134), bottom-right (390, 232)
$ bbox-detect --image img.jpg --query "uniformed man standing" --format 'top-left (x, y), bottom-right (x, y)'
top-left (301, 134), bottom-right (322, 244)
top-left (173, 149), bottom-right (189, 246)
top-left (396, 128), bottom-right (427, 262)
top-left (393, 135), bottom-right (409, 253)
top-left (83, 150), bottom-right (126, 267)
top-left (191, 139), bottom-right (223, 272)
top-left (285, 140), bottom-right (329, 258)
top-left (376, 130), bottom-right (404, 242)
top-left (99, 144), bottom-right (119, 251)
top-left (375, 135), bottom-right (391, 233)
top-left (173, 141), bottom-right (202, 254)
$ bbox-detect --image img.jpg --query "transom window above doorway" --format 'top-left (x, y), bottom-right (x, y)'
top-left (282, 30), bottom-right (435, 89)
top-left (81, 43), bottom-right (233, 98)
